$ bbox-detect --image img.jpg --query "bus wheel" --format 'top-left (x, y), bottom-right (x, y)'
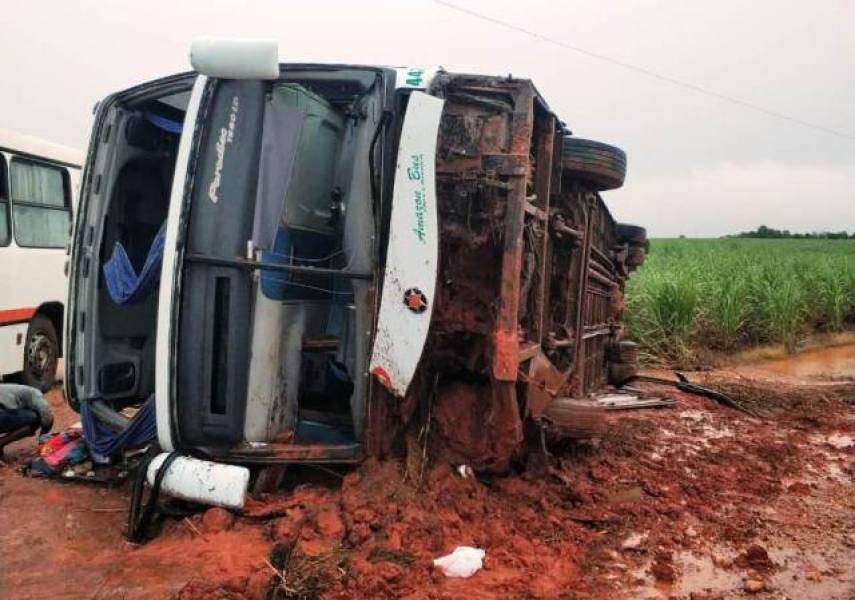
top-left (22, 315), bottom-right (59, 392)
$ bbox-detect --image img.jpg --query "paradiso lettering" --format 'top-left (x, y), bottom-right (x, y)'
top-left (208, 95), bottom-right (240, 203)
top-left (407, 154), bottom-right (427, 243)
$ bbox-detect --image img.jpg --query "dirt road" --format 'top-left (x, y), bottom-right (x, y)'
top-left (0, 352), bottom-right (852, 599)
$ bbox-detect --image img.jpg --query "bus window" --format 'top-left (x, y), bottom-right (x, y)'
top-left (0, 155), bottom-right (9, 246)
top-left (9, 157), bottom-right (70, 248)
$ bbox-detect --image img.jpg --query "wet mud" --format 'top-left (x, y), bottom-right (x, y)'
top-left (747, 343), bottom-right (855, 379)
top-left (733, 342), bottom-right (855, 381)
top-left (0, 356), bottom-right (853, 599)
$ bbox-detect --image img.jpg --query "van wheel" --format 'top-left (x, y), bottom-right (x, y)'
top-left (607, 362), bottom-right (638, 387)
top-left (544, 399), bottom-right (607, 438)
top-left (607, 340), bottom-right (640, 364)
top-left (561, 137), bottom-right (627, 191)
top-left (616, 223), bottom-right (647, 245)
top-left (625, 245), bottom-right (647, 268)
top-left (22, 315), bottom-right (58, 392)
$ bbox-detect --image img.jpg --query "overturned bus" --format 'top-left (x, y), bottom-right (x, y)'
top-left (65, 40), bottom-right (647, 478)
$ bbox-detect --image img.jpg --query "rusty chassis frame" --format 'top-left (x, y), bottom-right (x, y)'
top-left (376, 73), bottom-right (630, 470)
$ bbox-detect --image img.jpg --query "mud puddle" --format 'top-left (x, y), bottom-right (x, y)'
top-left (631, 545), bottom-right (854, 599)
top-left (750, 343), bottom-right (855, 379)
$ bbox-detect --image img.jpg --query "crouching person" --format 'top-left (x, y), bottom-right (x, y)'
top-left (0, 384), bottom-right (54, 460)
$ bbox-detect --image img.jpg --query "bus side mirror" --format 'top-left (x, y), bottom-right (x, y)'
top-left (190, 37), bottom-right (279, 80)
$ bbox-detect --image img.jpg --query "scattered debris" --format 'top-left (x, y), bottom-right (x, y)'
top-left (621, 532), bottom-right (648, 552)
top-left (699, 376), bottom-right (855, 417)
top-left (649, 551), bottom-right (677, 583)
top-left (595, 393), bottom-right (676, 410)
top-left (2, 369), bottom-right (853, 598)
top-left (735, 544), bottom-right (775, 572)
top-left (456, 464), bottom-right (475, 479)
top-left (433, 546), bottom-right (486, 578)
top-left (824, 434), bottom-right (853, 449)
top-left (631, 373), bottom-right (760, 416)
top-left (267, 545), bottom-right (347, 600)
top-left (743, 577), bottom-right (766, 593)
top-left (28, 429), bottom-right (87, 476)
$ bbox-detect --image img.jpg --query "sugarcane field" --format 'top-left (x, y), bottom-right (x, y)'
top-left (0, 3), bottom-right (852, 599)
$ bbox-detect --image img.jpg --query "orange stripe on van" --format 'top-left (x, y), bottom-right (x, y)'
top-left (0, 307), bottom-right (37, 325)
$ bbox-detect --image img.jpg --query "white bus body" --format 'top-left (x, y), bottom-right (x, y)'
top-left (0, 128), bottom-right (82, 390)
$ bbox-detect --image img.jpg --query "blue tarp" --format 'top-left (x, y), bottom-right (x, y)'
top-left (102, 223), bottom-right (167, 304)
top-left (145, 112), bottom-right (183, 134)
top-left (80, 396), bottom-right (157, 458)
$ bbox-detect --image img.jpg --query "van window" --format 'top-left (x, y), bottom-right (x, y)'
top-left (0, 155), bottom-right (9, 246)
top-left (9, 157), bottom-right (70, 248)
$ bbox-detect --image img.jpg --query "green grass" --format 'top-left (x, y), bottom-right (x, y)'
top-left (624, 239), bottom-right (855, 362)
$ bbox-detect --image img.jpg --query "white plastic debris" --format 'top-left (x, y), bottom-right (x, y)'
top-left (621, 532), bottom-right (648, 551)
top-left (433, 546), bottom-right (485, 578)
top-left (456, 464), bottom-right (475, 479)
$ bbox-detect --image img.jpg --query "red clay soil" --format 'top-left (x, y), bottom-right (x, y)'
top-left (431, 380), bottom-right (524, 473)
top-left (1, 371), bottom-right (853, 599)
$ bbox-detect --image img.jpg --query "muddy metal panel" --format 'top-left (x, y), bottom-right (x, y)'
top-left (228, 442), bottom-right (363, 464)
top-left (369, 91), bottom-right (444, 397)
top-left (419, 74), bottom-right (634, 461)
top-left (421, 75), bottom-right (553, 470)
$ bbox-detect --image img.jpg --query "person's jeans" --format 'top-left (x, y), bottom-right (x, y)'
top-left (0, 408), bottom-right (39, 433)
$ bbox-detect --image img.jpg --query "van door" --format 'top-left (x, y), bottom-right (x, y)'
top-left (157, 77), bottom-right (266, 451)
top-left (369, 91), bottom-right (444, 397)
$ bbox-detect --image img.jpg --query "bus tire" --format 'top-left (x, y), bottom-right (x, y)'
top-left (561, 137), bottom-right (627, 191)
top-left (22, 315), bottom-right (59, 392)
top-left (625, 245), bottom-right (647, 268)
top-left (607, 340), bottom-right (640, 364)
top-left (544, 399), bottom-right (607, 438)
top-left (607, 361), bottom-right (637, 387)
top-left (616, 223), bottom-right (647, 245)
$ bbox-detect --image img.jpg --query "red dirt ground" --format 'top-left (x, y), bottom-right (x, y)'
top-left (1, 361), bottom-right (853, 599)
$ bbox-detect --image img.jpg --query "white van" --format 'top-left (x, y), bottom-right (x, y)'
top-left (0, 129), bottom-right (81, 390)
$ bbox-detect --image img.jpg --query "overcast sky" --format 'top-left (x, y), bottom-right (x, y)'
top-left (2, 0), bottom-right (852, 236)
